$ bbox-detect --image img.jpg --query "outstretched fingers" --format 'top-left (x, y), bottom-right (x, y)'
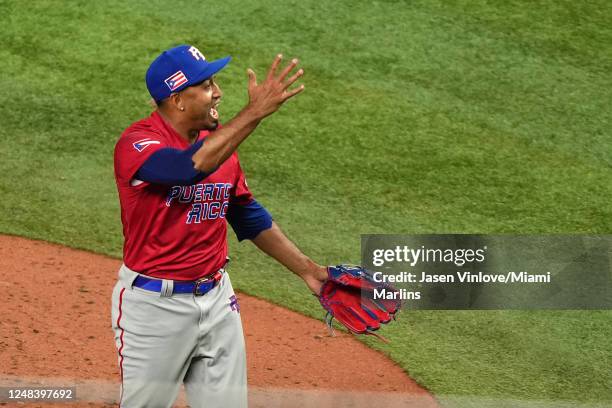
top-left (266, 54), bottom-right (283, 81)
top-left (247, 53), bottom-right (305, 116)
top-left (278, 58), bottom-right (299, 81)
top-left (282, 83), bottom-right (305, 101)
top-left (284, 68), bottom-right (304, 90)
top-left (247, 68), bottom-right (257, 92)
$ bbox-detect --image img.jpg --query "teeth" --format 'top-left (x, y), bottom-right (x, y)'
top-left (210, 108), bottom-right (219, 119)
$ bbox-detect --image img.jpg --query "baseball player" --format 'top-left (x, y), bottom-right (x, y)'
top-left (112, 44), bottom-right (327, 408)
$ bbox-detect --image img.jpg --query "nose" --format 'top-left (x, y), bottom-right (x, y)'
top-left (212, 82), bottom-right (222, 99)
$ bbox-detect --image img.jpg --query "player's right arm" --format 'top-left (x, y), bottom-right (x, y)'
top-left (116, 55), bottom-right (304, 187)
top-left (191, 55), bottom-right (304, 173)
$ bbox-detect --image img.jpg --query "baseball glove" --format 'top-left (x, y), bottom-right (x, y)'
top-left (317, 264), bottom-right (402, 340)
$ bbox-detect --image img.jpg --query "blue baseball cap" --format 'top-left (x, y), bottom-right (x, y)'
top-left (146, 45), bottom-right (231, 103)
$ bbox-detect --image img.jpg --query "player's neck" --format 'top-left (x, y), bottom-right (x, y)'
top-left (157, 109), bottom-right (199, 144)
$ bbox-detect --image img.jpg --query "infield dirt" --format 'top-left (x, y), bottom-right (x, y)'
top-left (0, 235), bottom-right (437, 407)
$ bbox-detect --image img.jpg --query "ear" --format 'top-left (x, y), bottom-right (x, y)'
top-left (168, 93), bottom-right (185, 112)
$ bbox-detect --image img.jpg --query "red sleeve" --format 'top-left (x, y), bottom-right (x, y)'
top-left (231, 154), bottom-right (254, 205)
top-left (114, 131), bottom-right (168, 186)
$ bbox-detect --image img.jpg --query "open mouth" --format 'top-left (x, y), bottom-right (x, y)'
top-left (209, 102), bottom-right (220, 120)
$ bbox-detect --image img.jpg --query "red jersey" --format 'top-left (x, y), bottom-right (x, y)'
top-left (114, 111), bottom-right (252, 280)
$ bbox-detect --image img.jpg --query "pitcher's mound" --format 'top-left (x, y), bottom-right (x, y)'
top-left (0, 235), bottom-right (437, 407)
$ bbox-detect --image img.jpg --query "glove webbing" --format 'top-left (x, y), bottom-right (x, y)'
top-left (323, 310), bottom-right (390, 343)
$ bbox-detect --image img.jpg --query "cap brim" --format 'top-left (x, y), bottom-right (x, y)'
top-left (190, 56), bottom-right (231, 85)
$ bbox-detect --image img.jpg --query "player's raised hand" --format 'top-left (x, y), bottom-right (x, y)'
top-left (246, 54), bottom-right (304, 119)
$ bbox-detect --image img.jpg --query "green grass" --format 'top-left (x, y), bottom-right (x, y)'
top-left (1, 0), bottom-right (611, 406)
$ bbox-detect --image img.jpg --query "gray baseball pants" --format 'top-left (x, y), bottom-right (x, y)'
top-left (111, 265), bottom-right (247, 408)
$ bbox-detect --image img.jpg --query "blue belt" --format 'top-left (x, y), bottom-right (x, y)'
top-left (133, 270), bottom-right (224, 296)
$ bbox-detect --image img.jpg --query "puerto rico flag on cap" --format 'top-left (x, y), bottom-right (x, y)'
top-left (165, 70), bottom-right (188, 91)
top-left (133, 138), bottom-right (161, 152)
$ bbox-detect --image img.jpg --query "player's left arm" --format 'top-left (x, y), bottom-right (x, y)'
top-left (228, 156), bottom-right (327, 293)
top-left (226, 203), bottom-right (327, 294)
top-left (251, 222), bottom-right (328, 294)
